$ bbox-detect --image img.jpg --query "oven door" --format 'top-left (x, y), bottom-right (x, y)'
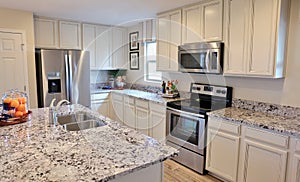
top-left (166, 107), bottom-right (206, 155)
top-left (179, 50), bottom-right (209, 73)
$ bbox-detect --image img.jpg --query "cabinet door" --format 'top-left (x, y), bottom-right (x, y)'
top-left (96, 25), bottom-right (111, 69)
top-left (157, 14), bottom-right (170, 71)
top-left (149, 110), bottom-right (166, 143)
top-left (290, 154), bottom-right (300, 182)
top-left (110, 94), bottom-right (123, 123)
top-left (245, 0), bottom-right (277, 76)
top-left (82, 24), bottom-right (97, 69)
top-left (239, 139), bottom-right (287, 182)
top-left (123, 104), bottom-right (136, 129)
top-left (201, 0), bottom-right (223, 41)
top-left (136, 106), bottom-right (149, 136)
top-left (34, 18), bottom-right (59, 48)
top-left (112, 27), bottom-right (127, 69)
top-left (59, 21), bottom-right (82, 49)
top-left (182, 4), bottom-right (201, 44)
top-left (169, 10), bottom-right (181, 71)
top-left (224, 0), bottom-right (247, 75)
top-left (206, 129), bottom-right (240, 182)
top-left (91, 100), bottom-right (109, 117)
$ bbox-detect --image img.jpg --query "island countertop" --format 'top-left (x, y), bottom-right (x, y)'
top-left (0, 105), bottom-right (178, 181)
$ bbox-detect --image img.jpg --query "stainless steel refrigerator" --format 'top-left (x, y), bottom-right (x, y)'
top-left (35, 49), bottom-right (90, 108)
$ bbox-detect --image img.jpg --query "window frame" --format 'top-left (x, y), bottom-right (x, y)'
top-left (144, 41), bottom-right (161, 82)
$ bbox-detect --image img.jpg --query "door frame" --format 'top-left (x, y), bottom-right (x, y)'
top-left (0, 28), bottom-right (29, 102)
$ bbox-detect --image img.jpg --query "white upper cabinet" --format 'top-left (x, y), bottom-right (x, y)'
top-left (182, 0), bottom-right (224, 44)
top-left (224, 0), bottom-right (290, 78)
top-left (59, 20), bottom-right (82, 49)
top-left (34, 18), bottom-right (59, 48)
top-left (111, 27), bottom-right (127, 69)
top-left (34, 17), bottom-right (82, 50)
top-left (82, 24), bottom-right (97, 68)
top-left (157, 9), bottom-right (181, 71)
top-left (82, 24), bottom-right (127, 70)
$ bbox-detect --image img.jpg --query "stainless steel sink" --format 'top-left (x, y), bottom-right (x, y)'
top-left (62, 119), bottom-right (106, 131)
top-left (56, 112), bottom-right (106, 131)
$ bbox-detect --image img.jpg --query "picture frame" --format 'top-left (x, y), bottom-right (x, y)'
top-left (129, 52), bottom-right (139, 70)
top-left (129, 31), bottom-right (139, 51)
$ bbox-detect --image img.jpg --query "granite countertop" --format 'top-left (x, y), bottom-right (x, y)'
top-left (91, 89), bottom-right (186, 104)
top-left (208, 107), bottom-right (300, 138)
top-left (0, 105), bottom-right (178, 181)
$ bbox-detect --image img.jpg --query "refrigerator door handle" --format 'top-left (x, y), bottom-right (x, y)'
top-left (65, 54), bottom-right (70, 101)
top-left (68, 53), bottom-right (73, 102)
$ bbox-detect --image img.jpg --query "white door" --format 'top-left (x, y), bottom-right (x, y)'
top-left (0, 31), bottom-right (27, 96)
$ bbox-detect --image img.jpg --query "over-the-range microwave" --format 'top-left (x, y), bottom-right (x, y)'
top-left (178, 41), bottom-right (224, 74)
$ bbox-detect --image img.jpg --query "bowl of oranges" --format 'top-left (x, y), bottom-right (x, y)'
top-left (1, 89), bottom-right (31, 125)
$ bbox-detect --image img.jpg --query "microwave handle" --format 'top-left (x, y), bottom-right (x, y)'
top-left (205, 50), bottom-right (210, 70)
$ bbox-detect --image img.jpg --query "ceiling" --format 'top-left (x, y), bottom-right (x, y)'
top-left (0, 0), bottom-right (201, 25)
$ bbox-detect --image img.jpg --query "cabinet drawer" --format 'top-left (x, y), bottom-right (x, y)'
top-left (208, 117), bottom-right (241, 135)
top-left (149, 102), bottom-right (165, 113)
top-left (136, 99), bottom-right (149, 109)
top-left (91, 93), bottom-right (109, 100)
top-left (124, 96), bottom-right (135, 105)
top-left (295, 138), bottom-right (300, 153)
top-left (244, 127), bottom-right (289, 149)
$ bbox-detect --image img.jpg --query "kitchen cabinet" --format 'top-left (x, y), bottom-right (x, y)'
top-left (223, 0), bottom-right (290, 78)
top-left (206, 117), bottom-right (241, 182)
top-left (149, 102), bottom-right (166, 143)
top-left (156, 9), bottom-right (181, 72)
top-left (91, 93), bottom-right (110, 117)
top-left (110, 93), bottom-right (123, 123)
top-left (207, 117), bottom-right (290, 182)
top-left (82, 24), bottom-right (127, 70)
top-left (59, 20), bottom-right (81, 49)
top-left (34, 17), bottom-right (59, 48)
top-left (34, 17), bottom-right (82, 49)
top-left (123, 95), bottom-right (136, 130)
top-left (238, 126), bottom-right (288, 182)
top-left (182, 0), bottom-right (224, 44)
top-left (286, 138), bottom-right (300, 182)
top-left (135, 99), bottom-right (150, 136)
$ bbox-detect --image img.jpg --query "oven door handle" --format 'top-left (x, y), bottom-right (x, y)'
top-left (167, 107), bottom-right (205, 119)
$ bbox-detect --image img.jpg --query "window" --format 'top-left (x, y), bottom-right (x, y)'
top-left (144, 41), bottom-right (162, 82)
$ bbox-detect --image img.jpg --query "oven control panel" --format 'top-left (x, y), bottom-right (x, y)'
top-left (191, 83), bottom-right (229, 97)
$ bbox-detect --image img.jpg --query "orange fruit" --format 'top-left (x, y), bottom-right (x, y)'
top-left (10, 99), bottom-right (19, 108)
top-left (15, 111), bottom-right (23, 118)
top-left (3, 97), bottom-right (12, 104)
top-left (17, 104), bottom-right (26, 112)
top-left (22, 110), bottom-right (27, 115)
top-left (18, 97), bottom-right (26, 104)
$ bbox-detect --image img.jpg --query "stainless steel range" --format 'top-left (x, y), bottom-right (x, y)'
top-left (166, 83), bottom-right (232, 174)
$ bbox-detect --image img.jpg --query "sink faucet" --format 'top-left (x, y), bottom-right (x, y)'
top-left (48, 99), bottom-right (70, 125)
top-left (55, 99), bottom-right (70, 110)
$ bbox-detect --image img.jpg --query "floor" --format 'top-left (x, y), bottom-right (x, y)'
top-left (164, 159), bottom-right (222, 182)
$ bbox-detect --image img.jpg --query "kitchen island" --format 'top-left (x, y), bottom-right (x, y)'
top-left (0, 104), bottom-right (178, 181)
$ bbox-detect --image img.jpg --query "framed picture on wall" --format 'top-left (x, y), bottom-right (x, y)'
top-left (129, 31), bottom-right (139, 51)
top-left (130, 52), bottom-right (139, 70)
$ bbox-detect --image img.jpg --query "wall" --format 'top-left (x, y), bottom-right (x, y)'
top-left (126, 0), bottom-right (300, 107)
top-left (0, 8), bottom-right (37, 108)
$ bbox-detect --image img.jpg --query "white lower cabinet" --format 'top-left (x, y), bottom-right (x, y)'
top-left (109, 92), bottom-right (166, 141)
top-left (149, 102), bottom-right (166, 143)
top-left (110, 93), bottom-right (124, 123)
top-left (91, 93), bottom-right (110, 117)
top-left (135, 99), bottom-right (150, 136)
top-left (123, 96), bottom-right (136, 129)
top-left (287, 138), bottom-right (300, 182)
top-left (206, 117), bottom-right (240, 182)
top-left (207, 117), bottom-right (290, 182)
